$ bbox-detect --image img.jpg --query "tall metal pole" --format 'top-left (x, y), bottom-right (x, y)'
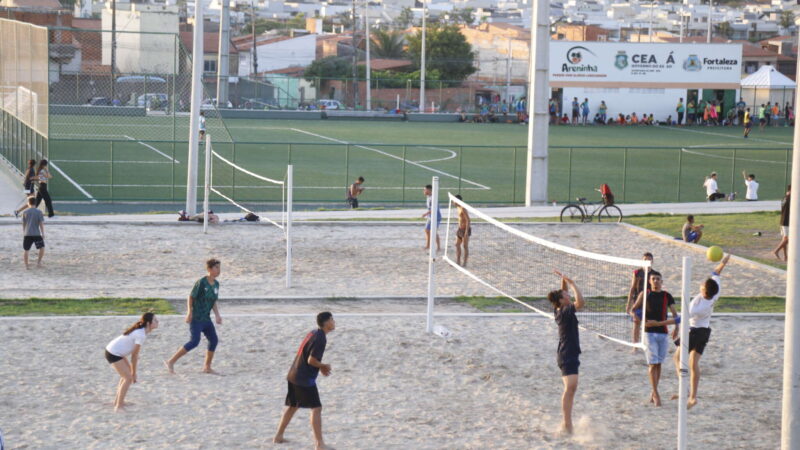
top-left (111, 0), bottom-right (116, 102)
top-left (351, 0), bottom-right (358, 108)
top-left (426, 176), bottom-right (439, 333)
top-left (677, 256), bottom-right (692, 450)
top-left (780, 41), bottom-right (800, 450)
top-left (420, 0), bottom-right (426, 113)
top-left (185, 0), bottom-right (204, 215)
top-left (506, 38), bottom-right (512, 102)
top-left (707, 0), bottom-right (712, 43)
top-left (365, 0), bottom-right (371, 110)
top-left (648, 0), bottom-right (654, 42)
top-left (251, 1), bottom-right (257, 75)
top-left (216, 0), bottom-right (230, 107)
top-left (286, 165), bottom-right (293, 288)
top-left (679, 8), bottom-right (684, 43)
top-left (525, 0), bottom-right (549, 206)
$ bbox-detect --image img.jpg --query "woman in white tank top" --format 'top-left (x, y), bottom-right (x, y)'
top-left (104, 312), bottom-right (159, 412)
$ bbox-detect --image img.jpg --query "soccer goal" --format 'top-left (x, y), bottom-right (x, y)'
top-left (202, 136), bottom-right (293, 288)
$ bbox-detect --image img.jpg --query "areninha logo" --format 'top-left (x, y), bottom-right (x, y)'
top-left (562, 46), bottom-right (598, 72)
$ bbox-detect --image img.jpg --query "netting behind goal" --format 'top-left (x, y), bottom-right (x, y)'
top-left (442, 193), bottom-right (650, 348)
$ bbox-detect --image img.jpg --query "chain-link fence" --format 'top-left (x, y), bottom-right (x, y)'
top-left (47, 27), bottom-right (232, 143)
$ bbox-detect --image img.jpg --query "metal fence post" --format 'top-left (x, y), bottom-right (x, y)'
top-left (402, 145), bottom-right (407, 205)
top-left (677, 147), bottom-right (683, 202)
top-left (786, 148), bottom-right (791, 194)
top-left (567, 147), bottom-right (573, 203)
top-left (110, 140), bottom-right (114, 200)
top-left (344, 144), bottom-right (350, 196)
top-left (730, 148), bottom-right (737, 196)
top-left (232, 142), bottom-right (236, 201)
top-left (622, 148), bottom-right (628, 203)
top-left (512, 146), bottom-right (518, 203)
top-left (458, 146), bottom-right (464, 194)
top-left (171, 141), bottom-right (176, 201)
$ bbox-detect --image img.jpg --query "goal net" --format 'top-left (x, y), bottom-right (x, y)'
top-left (202, 136), bottom-right (293, 287)
top-left (442, 193), bottom-right (650, 348)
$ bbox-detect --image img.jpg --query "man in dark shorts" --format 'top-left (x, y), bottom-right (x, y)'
top-left (346, 176), bottom-right (365, 209)
top-left (21, 196), bottom-right (45, 269)
top-left (626, 252), bottom-right (654, 346)
top-left (743, 107), bottom-right (752, 138)
top-left (274, 312), bottom-right (336, 449)
top-left (453, 194), bottom-right (471, 267)
top-left (649, 254), bottom-right (730, 409)
top-left (548, 270), bottom-right (585, 435)
top-left (571, 97), bottom-right (579, 125)
top-left (629, 271), bottom-right (677, 407)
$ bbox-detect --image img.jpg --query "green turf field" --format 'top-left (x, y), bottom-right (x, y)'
top-left (47, 115), bottom-right (794, 205)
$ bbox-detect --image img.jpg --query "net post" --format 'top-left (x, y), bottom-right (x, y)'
top-left (203, 135), bottom-right (211, 234)
top-left (426, 176), bottom-right (439, 334)
top-left (641, 265), bottom-right (648, 349)
top-left (677, 256), bottom-right (691, 450)
top-left (286, 164), bottom-right (293, 289)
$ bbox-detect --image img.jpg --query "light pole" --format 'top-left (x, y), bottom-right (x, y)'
top-left (420, 0), bottom-right (427, 113)
top-left (365, 0), bottom-right (371, 110)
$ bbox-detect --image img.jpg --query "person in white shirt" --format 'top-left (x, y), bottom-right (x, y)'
top-left (105, 312), bottom-right (159, 412)
top-left (742, 171), bottom-right (759, 201)
top-left (703, 172), bottom-right (725, 201)
top-left (647, 253), bottom-right (731, 410)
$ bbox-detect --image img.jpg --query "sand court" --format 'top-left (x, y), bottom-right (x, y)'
top-left (0, 311), bottom-right (782, 448)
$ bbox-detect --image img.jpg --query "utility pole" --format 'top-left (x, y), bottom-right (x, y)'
top-left (216, 0), bottom-right (230, 107)
top-left (365, 0), bottom-right (371, 110)
top-left (251, 0), bottom-right (258, 76)
top-left (707, 0), bottom-right (712, 43)
top-left (351, 0), bottom-right (358, 108)
top-left (111, 0), bottom-right (116, 102)
top-left (420, 0), bottom-right (427, 113)
top-left (505, 38), bottom-right (511, 103)
top-left (679, 8), bottom-right (684, 43)
top-left (648, 0), bottom-right (654, 42)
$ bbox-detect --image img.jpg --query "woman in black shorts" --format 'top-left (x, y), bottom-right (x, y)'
top-left (104, 312), bottom-right (159, 411)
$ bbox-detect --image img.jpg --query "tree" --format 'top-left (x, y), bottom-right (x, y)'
top-left (717, 21), bottom-right (733, 39)
top-left (304, 56), bottom-right (353, 85)
top-left (396, 7), bottom-right (415, 29)
top-left (451, 8), bottom-right (475, 25)
top-left (780, 11), bottom-right (795, 30)
top-left (370, 29), bottom-right (406, 58)
top-left (406, 24), bottom-right (476, 82)
top-left (335, 11), bottom-right (354, 31)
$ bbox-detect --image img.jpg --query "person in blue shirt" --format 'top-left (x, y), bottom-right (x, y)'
top-left (548, 270), bottom-right (585, 435)
top-left (274, 312), bottom-right (336, 449)
top-left (580, 98), bottom-right (590, 125)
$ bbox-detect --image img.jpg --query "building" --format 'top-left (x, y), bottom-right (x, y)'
top-left (233, 32), bottom-right (316, 76)
top-left (101, 3), bottom-right (180, 74)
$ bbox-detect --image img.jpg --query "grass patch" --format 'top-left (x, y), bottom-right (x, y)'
top-left (453, 295), bottom-right (785, 313)
top-left (626, 211), bottom-right (785, 269)
top-left (0, 297), bottom-right (176, 316)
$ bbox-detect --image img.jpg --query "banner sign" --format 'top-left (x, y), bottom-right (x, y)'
top-left (549, 41), bottom-right (742, 85)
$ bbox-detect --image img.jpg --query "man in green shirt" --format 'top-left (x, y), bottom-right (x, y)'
top-left (676, 98), bottom-right (685, 126)
top-left (166, 258), bottom-right (223, 374)
top-left (758, 104), bottom-right (767, 131)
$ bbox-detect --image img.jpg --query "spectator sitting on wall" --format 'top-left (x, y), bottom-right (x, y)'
top-left (618, 114), bottom-right (626, 125)
top-left (560, 114), bottom-right (570, 124)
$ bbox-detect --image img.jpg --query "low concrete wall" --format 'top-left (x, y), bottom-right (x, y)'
top-left (50, 105), bottom-right (146, 117)
top-left (218, 109), bottom-right (321, 120)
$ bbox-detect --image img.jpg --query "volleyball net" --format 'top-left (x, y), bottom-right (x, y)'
top-left (441, 192), bottom-right (650, 348)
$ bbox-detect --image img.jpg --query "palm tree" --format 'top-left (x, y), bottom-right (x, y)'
top-left (370, 30), bottom-right (406, 58)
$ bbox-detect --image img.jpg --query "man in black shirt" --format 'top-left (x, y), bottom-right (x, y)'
top-left (548, 270), bottom-right (585, 435)
top-left (774, 185), bottom-right (791, 261)
top-left (274, 312), bottom-right (335, 449)
top-left (629, 271), bottom-right (677, 407)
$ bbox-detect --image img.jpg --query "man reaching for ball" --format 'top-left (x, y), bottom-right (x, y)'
top-left (648, 253), bottom-right (731, 409)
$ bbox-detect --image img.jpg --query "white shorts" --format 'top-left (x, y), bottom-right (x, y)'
top-left (782, 226), bottom-right (789, 238)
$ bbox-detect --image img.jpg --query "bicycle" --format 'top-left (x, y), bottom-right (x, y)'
top-left (559, 196), bottom-right (623, 223)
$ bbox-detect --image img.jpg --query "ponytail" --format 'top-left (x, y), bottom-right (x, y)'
top-left (123, 312), bottom-right (155, 335)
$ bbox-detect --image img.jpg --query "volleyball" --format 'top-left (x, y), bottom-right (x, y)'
top-left (707, 246), bottom-right (724, 262)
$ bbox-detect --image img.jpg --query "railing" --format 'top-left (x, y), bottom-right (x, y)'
top-left (46, 139), bottom-right (792, 205)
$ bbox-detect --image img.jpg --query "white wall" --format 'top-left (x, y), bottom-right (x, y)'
top-left (102, 4), bottom-right (180, 74)
top-left (238, 34), bottom-right (316, 76)
top-left (561, 87), bottom-right (688, 123)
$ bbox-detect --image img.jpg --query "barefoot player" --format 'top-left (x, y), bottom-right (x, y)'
top-left (165, 258), bottom-right (223, 374)
top-left (626, 252), bottom-right (655, 345)
top-left (630, 271), bottom-right (677, 407)
top-left (104, 312), bottom-right (159, 412)
top-left (454, 194), bottom-right (471, 267)
top-left (274, 312), bottom-right (336, 450)
top-left (649, 253), bottom-right (731, 409)
top-left (548, 270), bottom-right (585, 434)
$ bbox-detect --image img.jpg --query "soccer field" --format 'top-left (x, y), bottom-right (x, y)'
top-left (47, 115), bottom-right (793, 205)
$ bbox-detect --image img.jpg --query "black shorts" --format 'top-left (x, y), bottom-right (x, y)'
top-left (673, 327), bottom-right (712, 355)
top-left (23, 236), bottom-right (44, 251)
top-left (456, 227), bottom-right (471, 239)
top-left (105, 350), bottom-right (123, 364)
top-left (557, 356), bottom-right (580, 376)
top-left (745, 121), bottom-right (752, 129)
top-left (285, 381), bottom-right (322, 408)
top-left (347, 197), bottom-right (358, 209)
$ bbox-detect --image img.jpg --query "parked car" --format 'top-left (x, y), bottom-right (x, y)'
top-left (201, 98), bottom-right (233, 110)
top-left (86, 97), bottom-right (112, 106)
top-left (317, 99), bottom-right (344, 110)
top-left (136, 93), bottom-right (169, 110)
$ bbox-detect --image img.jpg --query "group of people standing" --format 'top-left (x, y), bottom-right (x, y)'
top-left (103, 258), bottom-right (337, 449)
